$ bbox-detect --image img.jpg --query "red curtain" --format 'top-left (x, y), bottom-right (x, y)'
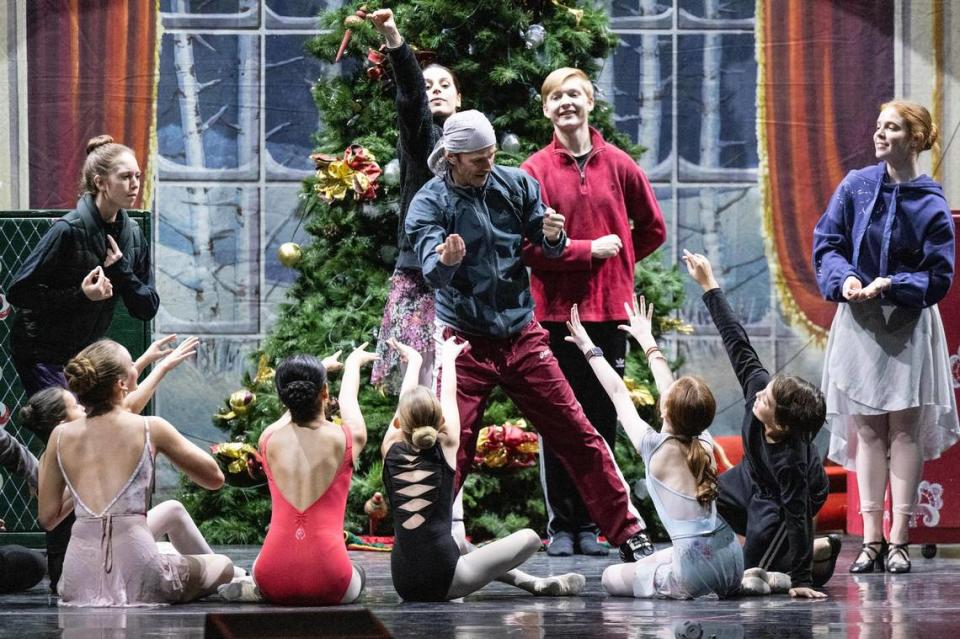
top-left (27, 0), bottom-right (159, 209)
top-left (759, 0), bottom-right (894, 337)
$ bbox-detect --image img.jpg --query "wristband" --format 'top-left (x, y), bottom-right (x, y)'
top-left (584, 346), bottom-right (603, 360)
top-left (644, 345), bottom-right (661, 358)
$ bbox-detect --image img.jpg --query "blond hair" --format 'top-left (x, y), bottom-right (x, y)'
top-left (396, 386), bottom-right (443, 449)
top-left (64, 339), bottom-right (127, 417)
top-left (540, 67), bottom-right (594, 104)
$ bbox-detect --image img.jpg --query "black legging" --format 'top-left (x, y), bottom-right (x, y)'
top-left (0, 545), bottom-right (46, 594)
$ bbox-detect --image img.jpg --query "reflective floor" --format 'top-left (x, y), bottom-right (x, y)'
top-left (3, 538), bottom-right (959, 638)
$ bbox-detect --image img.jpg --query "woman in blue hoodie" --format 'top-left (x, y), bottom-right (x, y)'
top-left (813, 100), bottom-right (957, 575)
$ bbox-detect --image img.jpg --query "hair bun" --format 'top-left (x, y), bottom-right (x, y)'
top-left (411, 425), bottom-right (438, 449)
top-left (279, 379), bottom-right (319, 410)
top-left (64, 355), bottom-right (100, 395)
top-left (85, 134), bottom-right (115, 155)
top-left (925, 123), bottom-right (939, 151)
top-left (18, 404), bottom-right (35, 428)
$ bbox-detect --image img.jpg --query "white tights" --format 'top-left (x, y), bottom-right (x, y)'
top-left (147, 500), bottom-right (214, 554)
top-left (147, 500), bottom-right (234, 601)
top-left (446, 530), bottom-right (584, 599)
top-left (853, 407), bottom-right (923, 545)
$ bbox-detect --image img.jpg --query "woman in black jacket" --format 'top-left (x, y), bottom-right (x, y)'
top-left (368, 8), bottom-right (461, 393)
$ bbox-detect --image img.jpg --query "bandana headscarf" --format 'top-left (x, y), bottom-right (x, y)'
top-left (427, 109), bottom-right (497, 177)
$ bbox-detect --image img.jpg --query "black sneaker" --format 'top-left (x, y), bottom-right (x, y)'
top-left (618, 530), bottom-right (654, 562)
top-left (546, 531), bottom-right (575, 557)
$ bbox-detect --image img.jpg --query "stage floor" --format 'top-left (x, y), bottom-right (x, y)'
top-left (3, 537), bottom-right (959, 638)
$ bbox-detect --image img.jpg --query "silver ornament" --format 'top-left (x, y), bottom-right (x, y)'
top-left (523, 23), bottom-right (546, 49)
top-left (383, 158), bottom-right (401, 186)
top-left (500, 133), bottom-right (521, 154)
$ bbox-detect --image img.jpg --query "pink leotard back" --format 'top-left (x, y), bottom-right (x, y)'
top-left (253, 423), bottom-right (353, 605)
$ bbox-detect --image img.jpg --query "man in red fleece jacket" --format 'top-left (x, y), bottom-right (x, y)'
top-left (522, 67), bottom-right (666, 557)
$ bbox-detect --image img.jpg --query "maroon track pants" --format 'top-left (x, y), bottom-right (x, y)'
top-left (440, 321), bottom-right (644, 545)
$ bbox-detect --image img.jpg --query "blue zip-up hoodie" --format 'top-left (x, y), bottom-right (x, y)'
top-left (405, 165), bottom-right (565, 337)
top-left (813, 162), bottom-right (955, 308)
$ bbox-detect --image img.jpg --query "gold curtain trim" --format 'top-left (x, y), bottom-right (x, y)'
top-left (755, 0), bottom-right (828, 346)
top-left (141, 0), bottom-right (161, 209)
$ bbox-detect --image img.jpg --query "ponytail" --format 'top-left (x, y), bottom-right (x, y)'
top-left (677, 436), bottom-right (719, 507)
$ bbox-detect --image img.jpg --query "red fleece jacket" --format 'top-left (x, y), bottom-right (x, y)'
top-left (521, 128), bottom-right (666, 322)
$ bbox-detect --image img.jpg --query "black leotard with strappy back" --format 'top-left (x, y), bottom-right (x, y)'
top-left (382, 440), bottom-right (460, 602)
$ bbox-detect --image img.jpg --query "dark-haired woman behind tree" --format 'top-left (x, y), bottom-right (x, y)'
top-left (565, 298), bottom-right (745, 600)
top-left (219, 345), bottom-right (375, 605)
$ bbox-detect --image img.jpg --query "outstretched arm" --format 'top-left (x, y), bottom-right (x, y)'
top-left (340, 343), bottom-right (378, 465)
top-left (369, 9), bottom-right (437, 163)
top-left (381, 339), bottom-right (423, 458)
top-left (683, 250), bottom-right (769, 398)
top-left (617, 294), bottom-right (674, 397)
top-left (566, 304), bottom-right (652, 452)
top-left (438, 336), bottom-right (470, 458)
top-left (125, 336), bottom-right (199, 414)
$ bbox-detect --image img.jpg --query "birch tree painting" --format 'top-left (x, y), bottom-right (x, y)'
top-left (156, 12), bottom-right (260, 333)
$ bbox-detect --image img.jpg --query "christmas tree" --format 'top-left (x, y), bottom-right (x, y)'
top-left (180, 0), bottom-right (685, 544)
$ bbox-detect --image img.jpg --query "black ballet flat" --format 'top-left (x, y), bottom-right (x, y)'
top-left (850, 540), bottom-right (887, 574)
top-left (886, 543), bottom-right (911, 574)
top-left (812, 533), bottom-right (843, 587)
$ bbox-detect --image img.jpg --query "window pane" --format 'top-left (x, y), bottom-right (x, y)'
top-left (608, 0), bottom-right (672, 29)
top-left (678, 0), bottom-right (755, 27)
top-left (265, 34), bottom-right (327, 178)
top-left (677, 186), bottom-right (768, 326)
top-left (156, 185), bottom-right (260, 333)
top-left (158, 33), bottom-right (260, 178)
top-left (263, 185), bottom-right (313, 330)
top-left (606, 33), bottom-right (673, 179)
top-left (677, 33), bottom-right (757, 180)
top-left (160, 0), bottom-right (259, 27)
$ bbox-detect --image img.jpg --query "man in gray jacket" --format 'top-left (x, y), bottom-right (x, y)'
top-left (405, 110), bottom-right (652, 561)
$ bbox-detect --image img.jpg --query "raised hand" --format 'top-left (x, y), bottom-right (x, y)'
top-left (156, 336), bottom-right (200, 373)
top-left (564, 304), bottom-right (595, 354)
top-left (543, 208), bottom-right (565, 243)
top-left (345, 341), bottom-right (379, 368)
top-left (105, 234), bottom-right (123, 268)
top-left (618, 294), bottom-right (655, 346)
top-left (681, 249), bottom-right (720, 291)
top-left (436, 233), bottom-right (466, 266)
top-left (388, 338), bottom-right (423, 366)
top-left (440, 335), bottom-right (471, 362)
top-left (321, 350), bottom-right (344, 374)
top-left (368, 9), bottom-right (402, 47)
top-left (591, 234), bottom-right (622, 259)
top-left (141, 334), bottom-right (177, 368)
top-left (81, 266), bottom-right (113, 301)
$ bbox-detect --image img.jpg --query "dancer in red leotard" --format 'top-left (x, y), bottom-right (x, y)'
top-left (220, 345), bottom-right (376, 605)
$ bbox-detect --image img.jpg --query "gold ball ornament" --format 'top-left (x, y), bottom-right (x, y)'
top-left (277, 242), bottom-right (302, 268)
top-left (229, 390), bottom-right (256, 415)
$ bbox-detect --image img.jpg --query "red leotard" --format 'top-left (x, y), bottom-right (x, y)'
top-left (253, 424), bottom-right (354, 605)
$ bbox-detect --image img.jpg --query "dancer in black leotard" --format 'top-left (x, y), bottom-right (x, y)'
top-left (380, 338), bottom-right (585, 602)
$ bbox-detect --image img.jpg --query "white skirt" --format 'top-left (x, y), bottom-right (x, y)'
top-left (822, 299), bottom-right (959, 470)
